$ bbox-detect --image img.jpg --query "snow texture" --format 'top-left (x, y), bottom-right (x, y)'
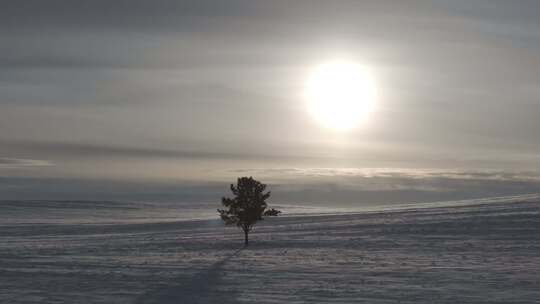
top-left (1, 198), bottom-right (539, 303)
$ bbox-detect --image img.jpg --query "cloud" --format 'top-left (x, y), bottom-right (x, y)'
top-left (1, 0), bottom-right (540, 194)
top-left (2, 167), bottom-right (540, 205)
top-left (230, 167), bottom-right (540, 182)
top-left (0, 157), bottom-right (53, 169)
top-left (227, 167), bottom-right (540, 205)
top-left (0, 176), bottom-right (226, 201)
top-left (0, 140), bottom-right (328, 162)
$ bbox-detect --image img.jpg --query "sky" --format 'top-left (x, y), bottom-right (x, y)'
top-left (1, 0), bottom-right (540, 205)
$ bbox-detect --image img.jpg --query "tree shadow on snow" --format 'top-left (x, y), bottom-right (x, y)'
top-left (136, 249), bottom-right (242, 304)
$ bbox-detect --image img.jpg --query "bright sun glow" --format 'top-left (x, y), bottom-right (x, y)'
top-left (304, 60), bottom-right (376, 131)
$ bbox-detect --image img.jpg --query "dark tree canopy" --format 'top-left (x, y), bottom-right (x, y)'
top-left (218, 177), bottom-right (281, 246)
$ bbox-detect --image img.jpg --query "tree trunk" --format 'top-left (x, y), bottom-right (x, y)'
top-left (244, 229), bottom-right (249, 246)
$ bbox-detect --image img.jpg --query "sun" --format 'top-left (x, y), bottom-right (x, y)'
top-left (304, 60), bottom-right (376, 131)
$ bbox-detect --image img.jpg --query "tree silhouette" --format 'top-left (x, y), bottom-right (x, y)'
top-left (218, 177), bottom-right (281, 246)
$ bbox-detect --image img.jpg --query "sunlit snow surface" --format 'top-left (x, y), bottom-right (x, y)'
top-left (1, 195), bottom-right (539, 303)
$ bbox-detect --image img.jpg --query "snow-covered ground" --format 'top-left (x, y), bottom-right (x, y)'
top-left (1, 197), bottom-right (539, 303)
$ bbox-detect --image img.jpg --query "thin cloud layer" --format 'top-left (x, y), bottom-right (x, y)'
top-left (1, 1), bottom-right (539, 202)
top-left (0, 158), bottom-right (53, 169)
top-left (2, 168), bottom-right (539, 205)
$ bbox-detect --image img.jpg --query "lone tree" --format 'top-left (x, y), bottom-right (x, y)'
top-left (218, 177), bottom-right (281, 246)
